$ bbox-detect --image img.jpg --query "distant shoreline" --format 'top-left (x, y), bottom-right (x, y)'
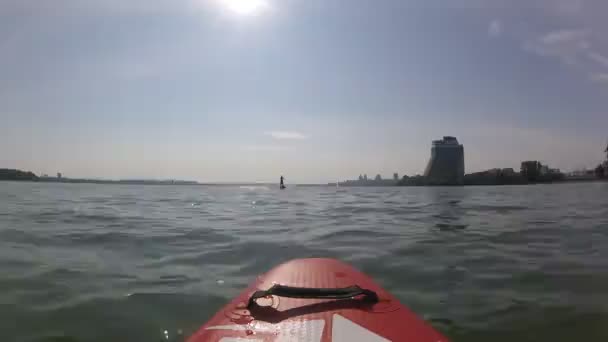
top-left (2, 178), bottom-right (606, 187)
top-left (0, 177), bottom-right (310, 187)
top-left (0, 179), bottom-right (279, 186)
top-left (2, 168), bottom-right (605, 187)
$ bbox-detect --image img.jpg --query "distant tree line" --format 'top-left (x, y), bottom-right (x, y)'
top-left (597, 164), bottom-right (606, 179)
top-left (0, 169), bottom-right (39, 181)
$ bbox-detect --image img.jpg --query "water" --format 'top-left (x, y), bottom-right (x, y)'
top-left (1, 182), bottom-right (608, 342)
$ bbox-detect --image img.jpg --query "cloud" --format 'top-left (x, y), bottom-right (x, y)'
top-left (264, 131), bottom-right (308, 140)
top-left (541, 29), bottom-right (588, 44)
top-left (590, 73), bottom-right (608, 83)
top-left (488, 19), bottom-right (503, 37)
top-left (523, 29), bottom-right (590, 65)
top-left (588, 52), bottom-right (608, 68)
top-left (511, 0), bottom-right (608, 87)
top-left (523, 28), bottom-right (608, 86)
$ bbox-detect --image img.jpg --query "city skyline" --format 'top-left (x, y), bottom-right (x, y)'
top-left (2, 0), bottom-right (608, 183)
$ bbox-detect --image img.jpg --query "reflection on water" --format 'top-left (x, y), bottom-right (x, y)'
top-left (1, 182), bottom-right (608, 341)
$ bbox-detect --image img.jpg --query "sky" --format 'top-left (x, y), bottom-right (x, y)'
top-left (1, 0), bottom-right (607, 183)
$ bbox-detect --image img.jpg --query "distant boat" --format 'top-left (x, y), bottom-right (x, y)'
top-left (280, 176), bottom-right (286, 190)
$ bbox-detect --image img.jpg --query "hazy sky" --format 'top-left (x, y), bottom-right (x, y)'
top-left (1, 0), bottom-right (607, 183)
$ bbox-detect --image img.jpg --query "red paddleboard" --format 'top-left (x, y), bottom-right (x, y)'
top-left (188, 258), bottom-right (449, 342)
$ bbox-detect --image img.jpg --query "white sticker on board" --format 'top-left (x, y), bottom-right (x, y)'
top-left (332, 314), bottom-right (391, 342)
top-left (275, 319), bottom-right (325, 342)
top-left (208, 319), bottom-right (325, 342)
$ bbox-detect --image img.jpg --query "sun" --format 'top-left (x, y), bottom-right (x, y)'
top-left (218, 0), bottom-right (269, 16)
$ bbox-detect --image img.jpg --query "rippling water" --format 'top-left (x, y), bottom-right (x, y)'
top-left (1, 181), bottom-right (608, 341)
